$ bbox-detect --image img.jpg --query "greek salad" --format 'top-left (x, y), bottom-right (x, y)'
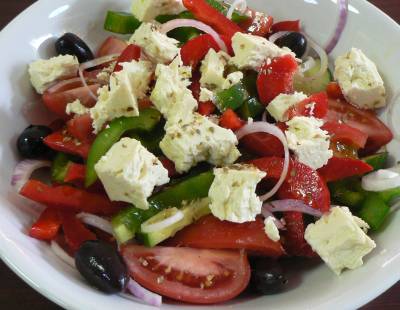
top-left (12, 0), bottom-right (400, 306)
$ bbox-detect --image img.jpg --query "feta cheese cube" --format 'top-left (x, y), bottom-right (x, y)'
top-left (95, 137), bottom-right (170, 209)
top-left (96, 62), bottom-right (116, 84)
top-left (129, 23), bottom-right (179, 64)
top-left (304, 206), bottom-right (376, 275)
top-left (200, 49), bottom-right (230, 90)
top-left (266, 92), bottom-right (308, 122)
top-left (264, 216), bottom-right (280, 242)
top-left (160, 113), bottom-right (241, 173)
top-left (208, 164), bottom-right (266, 223)
top-left (151, 56), bottom-right (197, 124)
top-left (119, 60), bottom-right (154, 99)
top-left (199, 87), bottom-right (216, 103)
top-left (230, 32), bottom-right (295, 71)
top-left (66, 99), bottom-right (89, 116)
top-left (285, 116), bottom-right (333, 170)
top-left (131, 0), bottom-right (185, 22)
top-left (28, 55), bottom-right (79, 94)
top-left (222, 71), bottom-right (244, 90)
top-left (334, 48), bottom-right (386, 109)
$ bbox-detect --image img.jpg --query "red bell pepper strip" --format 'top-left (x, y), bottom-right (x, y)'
top-left (66, 113), bottom-right (95, 143)
top-left (271, 20), bottom-right (301, 33)
top-left (241, 133), bottom-right (285, 157)
top-left (64, 163), bottom-right (86, 183)
top-left (322, 121), bottom-right (368, 149)
top-left (20, 180), bottom-right (122, 216)
top-left (61, 212), bottom-right (97, 252)
top-left (181, 34), bottom-right (220, 68)
top-left (182, 0), bottom-right (242, 39)
top-left (44, 130), bottom-right (91, 159)
top-left (113, 44), bottom-right (142, 72)
top-left (219, 109), bottom-right (245, 131)
top-left (287, 92), bottom-right (328, 120)
top-left (326, 82), bottom-right (345, 100)
top-left (29, 208), bottom-right (62, 241)
top-left (318, 157), bottom-right (373, 182)
top-left (257, 55), bottom-right (298, 105)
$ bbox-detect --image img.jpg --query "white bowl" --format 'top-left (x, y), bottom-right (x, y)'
top-left (0, 0), bottom-right (399, 309)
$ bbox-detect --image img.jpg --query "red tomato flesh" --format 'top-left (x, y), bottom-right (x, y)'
top-left (219, 109), bottom-right (245, 131)
top-left (121, 244), bottom-right (250, 304)
top-left (181, 34), bottom-right (220, 68)
top-left (61, 212), bottom-right (96, 252)
top-left (240, 9), bottom-right (273, 37)
top-left (322, 121), bottom-right (368, 149)
top-left (96, 36), bottom-right (128, 57)
top-left (318, 157), bottom-right (373, 182)
top-left (271, 20), bottom-right (301, 33)
top-left (113, 44), bottom-right (141, 72)
top-left (44, 130), bottom-right (91, 159)
top-left (287, 92), bottom-right (328, 119)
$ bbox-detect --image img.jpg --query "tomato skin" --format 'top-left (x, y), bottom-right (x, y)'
top-left (322, 121), bottom-right (368, 149)
top-left (240, 9), bottom-right (273, 37)
top-left (61, 212), bottom-right (97, 252)
top-left (257, 55), bottom-right (298, 105)
top-left (96, 36), bottom-right (128, 57)
top-left (271, 20), bottom-right (301, 33)
top-left (181, 34), bottom-right (220, 69)
top-left (113, 44), bottom-right (141, 72)
top-left (66, 113), bottom-right (94, 143)
top-left (121, 244), bottom-right (251, 304)
top-left (64, 163), bottom-right (86, 183)
top-left (287, 92), bottom-right (328, 119)
top-left (318, 157), bottom-right (373, 182)
top-left (325, 98), bottom-right (393, 155)
top-left (240, 132), bottom-right (284, 157)
top-left (219, 109), bottom-right (245, 131)
top-left (198, 101), bottom-right (216, 116)
top-left (44, 130), bottom-right (91, 159)
top-left (167, 215), bottom-right (285, 257)
top-left (326, 82), bottom-right (344, 100)
top-left (29, 208), bottom-right (62, 241)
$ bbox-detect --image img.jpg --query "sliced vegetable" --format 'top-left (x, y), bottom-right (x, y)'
top-left (85, 108), bottom-right (162, 187)
top-left (113, 44), bottom-right (141, 72)
top-left (104, 11), bottom-right (141, 34)
top-left (61, 212), bottom-right (97, 252)
top-left (51, 153), bottom-right (71, 183)
top-left (64, 163), bottom-right (86, 183)
top-left (271, 20), bottom-right (300, 33)
top-left (121, 244), bottom-right (251, 304)
top-left (167, 215), bottom-right (284, 257)
top-left (318, 157), bottom-right (373, 182)
top-left (329, 178), bottom-right (366, 210)
top-left (205, 0), bottom-right (250, 24)
top-left (180, 34), bottom-right (220, 68)
top-left (29, 208), bottom-right (62, 241)
top-left (156, 11), bottom-right (200, 43)
top-left (237, 97), bottom-right (264, 119)
top-left (362, 152), bottom-right (388, 171)
top-left (326, 81), bottom-right (344, 100)
top-left (111, 171), bottom-right (214, 243)
top-left (44, 130), bottom-right (91, 159)
top-left (219, 109), bottom-right (245, 131)
top-left (96, 36), bottom-right (128, 57)
top-left (239, 9), bottom-right (273, 37)
top-left (240, 132), bottom-right (284, 157)
top-left (11, 159), bottom-right (51, 193)
top-left (263, 200), bottom-right (323, 217)
top-left (216, 82), bottom-right (248, 111)
top-left (358, 192), bottom-right (390, 231)
top-left (286, 92), bottom-right (328, 119)
top-left (294, 59), bottom-right (332, 95)
top-left (362, 169), bottom-right (400, 192)
top-left (66, 114), bottom-right (94, 143)
top-left (198, 101), bottom-right (217, 116)
top-left (322, 121), bottom-right (368, 149)
top-left (20, 180), bottom-right (122, 216)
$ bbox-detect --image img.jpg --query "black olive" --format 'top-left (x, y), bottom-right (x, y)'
top-left (275, 32), bottom-right (307, 59)
top-left (17, 125), bottom-right (53, 159)
top-left (75, 240), bottom-right (129, 294)
top-left (55, 33), bottom-right (94, 63)
top-left (249, 258), bottom-right (288, 295)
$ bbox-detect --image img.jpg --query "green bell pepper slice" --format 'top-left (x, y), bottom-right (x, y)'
top-left (358, 192), bottom-right (390, 231)
top-left (156, 11), bottom-right (200, 43)
top-left (51, 153), bottom-right (71, 183)
top-left (205, 0), bottom-right (249, 24)
top-left (85, 108), bottom-right (162, 187)
top-left (362, 152), bottom-right (388, 171)
top-left (104, 11), bottom-right (141, 34)
top-left (111, 171), bottom-right (215, 243)
top-left (216, 82), bottom-right (248, 112)
top-left (238, 97), bottom-right (264, 119)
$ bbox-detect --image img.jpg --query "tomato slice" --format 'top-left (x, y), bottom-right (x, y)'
top-left (66, 113), bottom-right (95, 143)
top-left (64, 163), bottom-right (86, 183)
top-left (318, 157), bottom-right (373, 182)
top-left (181, 34), bottom-right (220, 69)
top-left (240, 132), bottom-right (285, 157)
top-left (271, 20), bottom-right (301, 33)
top-left (257, 55), bottom-right (298, 105)
top-left (96, 36), bottom-right (128, 57)
top-left (44, 130), bottom-right (91, 159)
top-left (43, 83), bottom-right (100, 119)
top-left (198, 101), bottom-right (216, 116)
top-left (29, 208), bottom-right (62, 241)
top-left (167, 215), bottom-right (284, 257)
top-left (322, 121), bottom-right (368, 149)
top-left (325, 98), bottom-right (393, 155)
top-left (326, 82), bottom-right (344, 100)
top-left (121, 244), bottom-right (250, 304)
top-left (240, 9), bottom-right (273, 37)
top-left (219, 109), bottom-right (245, 131)
top-left (287, 92), bottom-right (328, 119)
top-left (113, 44), bottom-right (141, 72)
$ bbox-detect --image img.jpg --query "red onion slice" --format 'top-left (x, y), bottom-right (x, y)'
top-left (77, 213), bottom-right (114, 235)
top-left (269, 31), bottom-right (290, 44)
top-left (236, 122), bottom-right (290, 201)
top-left (78, 54), bottom-right (120, 100)
top-left (45, 77), bottom-right (83, 94)
top-left (126, 279), bottom-right (162, 307)
top-left (362, 169), bottom-right (400, 192)
top-left (50, 241), bottom-right (75, 268)
top-left (325, 0), bottom-right (349, 54)
top-left (11, 160), bottom-right (51, 193)
top-left (226, 0), bottom-right (247, 20)
top-left (160, 19), bottom-right (227, 52)
top-left (263, 199), bottom-right (324, 217)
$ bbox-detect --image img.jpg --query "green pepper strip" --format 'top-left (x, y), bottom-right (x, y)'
top-left (358, 192), bottom-right (390, 231)
top-left (156, 12), bottom-right (200, 43)
top-left (111, 171), bottom-right (215, 243)
top-left (362, 152), bottom-right (388, 171)
top-left (85, 108), bottom-right (162, 187)
top-left (205, 0), bottom-right (250, 24)
top-left (104, 11), bottom-right (142, 34)
top-left (216, 82), bottom-right (249, 112)
top-left (238, 97), bottom-right (264, 119)
top-left (51, 153), bottom-right (71, 183)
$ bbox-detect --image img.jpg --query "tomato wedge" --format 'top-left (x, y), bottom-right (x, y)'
top-left (113, 44), bottom-right (141, 72)
top-left (219, 109), bottom-right (245, 131)
top-left (322, 121), bottom-right (368, 149)
top-left (198, 101), bottom-right (216, 116)
top-left (167, 215), bottom-right (284, 257)
top-left (66, 113), bottom-right (95, 143)
top-left (44, 130), bottom-right (91, 159)
top-left (287, 92), bottom-right (328, 119)
top-left (241, 132), bottom-right (285, 157)
top-left (64, 163), bottom-right (86, 183)
top-left (96, 36), bottom-right (128, 57)
top-left (326, 82), bottom-right (344, 100)
top-left (271, 20), bottom-right (301, 33)
top-left (325, 98), bottom-right (393, 155)
top-left (20, 180), bottom-right (122, 216)
top-left (121, 244), bottom-right (250, 304)
top-left (29, 208), bottom-right (62, 241)
top-left (318, 157), bottom-right (373, 182)
top-left (240, 9), bottom-right (273, 37)
top-left (181, 34), bottom-right (220, 68)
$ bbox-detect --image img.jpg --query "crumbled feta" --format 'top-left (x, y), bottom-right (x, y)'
top-left (208, 164), bottom-right (266, 223)
top-left (28, 55), bottom-right (79, 94)
top-left (264, 216), bottom-right (280, 242)
top-left (334, 48), bottom-right (386, 109)
top-left (129, 23), bottom-right (179, 64)
top-left (199, 87), bottom-right (216, 103)
top-left (266, 92), bottom-right (308, 122)
top-left (131, 0), bottom-right (185, 22)
top-left (285, 116), bottom-right (333, 170)
top-left (95, 62), bottom-right (116, 84)
top-left (160, 113), bottom-right (241, 173)
top-left (230, 32), bottom-right (295, 70)
top-left (66, 99), bottom-right (89, 116)
top-left (150, 56), bottom-right (197, 124)
top-left (95, 137), bottom-right (169, 210)
top-left (222, 71), bottom-right (244, 90)
top-left (200, 49), bottom-right (230, 90)
top-left (304, 207), bottom-right (376, 275)
top-left (119, 60), bottom-right (154, 99)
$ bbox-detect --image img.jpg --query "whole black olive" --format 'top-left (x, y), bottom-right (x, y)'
top-left (75, 240), bottom-right (129, 294)
top-left (275, 32), bottom-right (307, 59)
top-left (17, 125), bottom-right (53, 159)
top-left (249, 258), bottom-right (288, 295)
top-left (55, 33), bottom-right (94, 63)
